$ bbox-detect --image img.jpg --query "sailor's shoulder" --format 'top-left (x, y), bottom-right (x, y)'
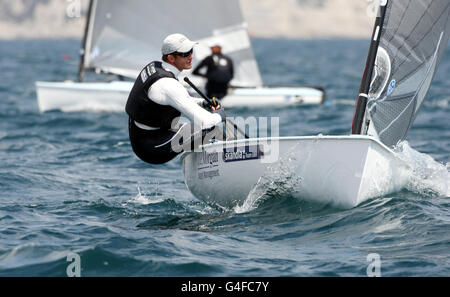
top-left (154, 76), bottom-right (183, 90)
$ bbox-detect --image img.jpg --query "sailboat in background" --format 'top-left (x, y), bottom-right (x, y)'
top-left (182, 0), bottom-right (450, 209)
top-left (35, 0), bottom-right (326, 113)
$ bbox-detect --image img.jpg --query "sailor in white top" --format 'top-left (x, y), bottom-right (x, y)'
top-left (146, 61), bottom-right (222, 130)
top-left (125, 33), bottom-right (226, 165)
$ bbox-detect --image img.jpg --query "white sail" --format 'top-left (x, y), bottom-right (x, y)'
top-left (365, 0), bottom-right (450, 147)
top-left (83, 0), bottom-right (262, 87)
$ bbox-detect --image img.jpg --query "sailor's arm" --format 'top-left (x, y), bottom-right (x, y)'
top-left (151, 78), bottom-right (223, 129)
top-left (192, 57), bottom-right (209, 77)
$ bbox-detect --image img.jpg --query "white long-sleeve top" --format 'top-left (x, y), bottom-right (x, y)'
top-left (145, 61), bottom-right (222, 130)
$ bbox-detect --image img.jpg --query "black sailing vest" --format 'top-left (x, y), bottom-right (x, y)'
top-left (125, 61), bottom-right (181, 129)
top-left (207, 54), bottom-right (233, 84)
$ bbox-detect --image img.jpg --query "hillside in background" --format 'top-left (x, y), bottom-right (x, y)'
top-left (0, 0), bottom-right (375, 40)
top-left (241, 0), bottom-right (375, 38)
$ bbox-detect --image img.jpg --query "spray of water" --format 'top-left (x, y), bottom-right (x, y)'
top-left (394, 142), bottom-right (449, 197)
top-left (129, 184), bottom-right (165, 205)
top-left (234, 143), bottom-right (303, 213)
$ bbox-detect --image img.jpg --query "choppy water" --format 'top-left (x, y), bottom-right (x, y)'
top-left (0, 39), bottom-right (449, 277)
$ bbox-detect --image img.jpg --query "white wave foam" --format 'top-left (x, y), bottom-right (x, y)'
top-left (357, 145), bottom-right (411, 204)
top-left (234, 143), bottom-right (302, 213)
top-left (129, 186), bottom-right (165, 205)
top-left (394, 142), bottom-right (449, 197)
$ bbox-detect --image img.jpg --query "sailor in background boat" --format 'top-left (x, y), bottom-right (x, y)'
top-left (192, 39), bottom-right (234, 99)
top-left (125, 33), bottom-right (226, 165)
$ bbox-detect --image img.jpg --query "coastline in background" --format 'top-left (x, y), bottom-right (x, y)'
top-left (0, 0), bottom-right (375, 40)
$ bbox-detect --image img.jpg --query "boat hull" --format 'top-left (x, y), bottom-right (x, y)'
top-left (182, 135), bottom-right (409, 209)
top-left (35, 81), bottom-right (132, 112)
top-left (222, 86), bottom-right (325, 107)
top-left (35, 81), bottom-right (325, 112)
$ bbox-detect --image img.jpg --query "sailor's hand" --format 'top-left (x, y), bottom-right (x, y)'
top-left (211, 104), bottom-right (221, 111)
top-left (201, 99), bottom-right (212, 109)
top-left (202, 98), bottom-right (222, 110)
top-left (211, 97), bottom-right (222, 110)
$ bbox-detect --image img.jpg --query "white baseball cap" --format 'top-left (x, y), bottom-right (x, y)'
top-left (161, 33), bottom-right (197, 55)
top-left (209, 38), bottom-right (224, 48)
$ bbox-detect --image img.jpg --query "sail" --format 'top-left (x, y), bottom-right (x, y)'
top-left (81, 0), bottom-right (262, 87)
top-left (365, 0), bottom-right (450, 147)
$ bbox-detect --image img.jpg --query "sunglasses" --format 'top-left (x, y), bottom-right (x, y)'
top-left (172, 49), bottom-right (193, 58)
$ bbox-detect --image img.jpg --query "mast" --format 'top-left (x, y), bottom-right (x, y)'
top-left (351, 1), bottom-right (388, 135)
top-left (77, 0), bottom-right (94, 82)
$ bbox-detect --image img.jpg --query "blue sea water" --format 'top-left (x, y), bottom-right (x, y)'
top-left (0, 38), bottom-right (449, 277)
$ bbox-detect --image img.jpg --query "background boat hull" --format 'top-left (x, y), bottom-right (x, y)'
top-left (35, 81), bottom-right (325, 112)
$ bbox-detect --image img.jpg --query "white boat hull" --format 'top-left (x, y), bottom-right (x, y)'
top-left (35, 81), bottom-right (325, 112)
top-left (35, 81), bottom-right (132, 112)
top-left (221, 86), bottom-right (325, 107)
top-left (182, 135), bottom-right (409, 209)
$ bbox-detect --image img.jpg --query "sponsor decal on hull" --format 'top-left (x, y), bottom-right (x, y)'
top-left (197, 150), bottom-right (220, 180)
top-left (223, 145), bottom-right (260, 162)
